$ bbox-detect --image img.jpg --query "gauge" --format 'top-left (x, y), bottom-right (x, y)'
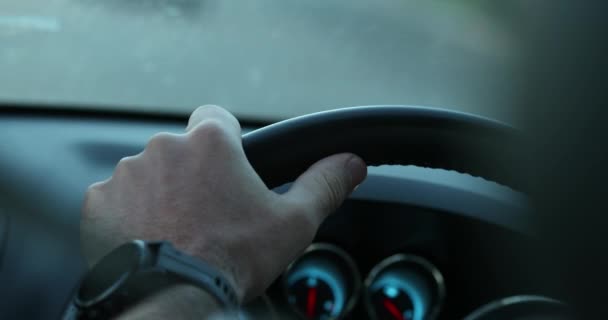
top-left (364, 254), bottom-right (445, 320)
top-left (283, 243), bottom-right (361, 320)
top-left (463, 295), bottom-right (573, 320)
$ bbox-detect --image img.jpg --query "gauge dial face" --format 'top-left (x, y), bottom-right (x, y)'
top-left (365, 254), bottom-right (445, 320)
top-left (287, 275), bottom-right (341, 319)
top-left (369, 282), bottom-right (419, 320)
top-left (283, 243), bottom-right (360, 320)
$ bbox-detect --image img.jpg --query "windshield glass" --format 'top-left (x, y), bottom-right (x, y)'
top-left (1, 1), bottom-right (518, 122)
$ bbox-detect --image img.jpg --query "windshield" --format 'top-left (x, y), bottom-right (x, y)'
top-left (1, 1), bottom-right (518, 122)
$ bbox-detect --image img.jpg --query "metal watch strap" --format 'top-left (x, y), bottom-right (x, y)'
top-left (153, 241), bottom-right (240, 308)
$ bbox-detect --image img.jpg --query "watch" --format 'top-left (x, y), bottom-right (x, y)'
top-left (62, 240), bottom-right (239, 319)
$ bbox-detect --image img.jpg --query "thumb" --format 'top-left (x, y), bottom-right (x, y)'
top-left (285, 153), bottom-right (367, 222)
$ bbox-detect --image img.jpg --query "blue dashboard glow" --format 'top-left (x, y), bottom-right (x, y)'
top-left (384, 286), bottom-right (399, 298)
top-left (307, 277), bottom-right (319, 287)
top-left (287, 266), bottom-right (345, 317)
top-left (371, 274), bottom-right (426, 320)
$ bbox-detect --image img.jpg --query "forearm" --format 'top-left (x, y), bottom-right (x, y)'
top-left (117, 284), bottom-right (225, 320)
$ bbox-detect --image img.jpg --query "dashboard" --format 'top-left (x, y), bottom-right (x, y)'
top-left (251, 201), bottom-right (556, 320)
top-left (0, 109), bottom-right (565, 319)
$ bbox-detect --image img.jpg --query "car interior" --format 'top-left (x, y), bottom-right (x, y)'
top-left (1, 1), bottom-right (604, 320)
top-left (0, 105), bottom-right (571, 320)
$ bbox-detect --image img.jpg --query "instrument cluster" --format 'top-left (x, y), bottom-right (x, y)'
top-left (280, 243), bottom-right (445, 320)
top-left (241, 242), bottom-right (570, 320)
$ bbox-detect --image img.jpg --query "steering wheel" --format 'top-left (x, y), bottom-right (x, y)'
top-left (243, 105), bottom-right (522, 192)
top-left (240, 106), bottom-right (560, 319)
top-left (239, 106), bottom-right (540, 319)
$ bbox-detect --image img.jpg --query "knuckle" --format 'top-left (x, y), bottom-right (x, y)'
top-left (188, 119), bottom-right (231, 143)
top-left (82, 184), bottom-right (104, 216)
top-left (115, 155), bottom-right (135, 170)
top-left (87, 180), bottom-right (106, 191)
top-left (146, 132), bottom-right (177, 152)
top-left (113, 155), bottom-right (140, 177)
top-left (195, 104), bottom-right (225, 114)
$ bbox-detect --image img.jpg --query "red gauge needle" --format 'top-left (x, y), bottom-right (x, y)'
top-left (306, 287), bottom-right (317, 318)
top-left (383, 299), bottom-right (405, 320)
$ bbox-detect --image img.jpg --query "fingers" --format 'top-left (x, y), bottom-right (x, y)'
top-left (186, 105), bottom-right (241, 137)
top-left (285, 153), bottom-right (367, 224)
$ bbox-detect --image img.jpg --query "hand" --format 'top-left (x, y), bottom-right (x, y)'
top-left (81, 105), bottom-right (367, 302)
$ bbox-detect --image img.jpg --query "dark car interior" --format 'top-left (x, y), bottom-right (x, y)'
top-left (1, 1), bottom-right (607, 319)
top-left (0, 105), bottom-right (570, 319)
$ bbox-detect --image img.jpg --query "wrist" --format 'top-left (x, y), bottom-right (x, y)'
top-left (68, 240), bottom-right (240, 319)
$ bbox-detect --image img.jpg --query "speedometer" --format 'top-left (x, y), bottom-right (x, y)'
top-left (283, 243), bottom-right (360, 320)
top-left (364, 254), bottom-right (445, 320)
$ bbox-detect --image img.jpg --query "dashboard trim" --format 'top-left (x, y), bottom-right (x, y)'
top-left (462, 295), bottom-right (568, 320)
top-left (349, 173), bottom-right (530, 234)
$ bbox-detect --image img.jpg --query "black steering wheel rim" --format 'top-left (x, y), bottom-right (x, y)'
top-left (242, 105), bottom-right (523, 191)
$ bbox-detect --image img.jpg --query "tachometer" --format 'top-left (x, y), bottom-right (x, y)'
top-left (364, 254), bottom-right (445, 320)
top-left (283, 243), bottom-right (360, 319)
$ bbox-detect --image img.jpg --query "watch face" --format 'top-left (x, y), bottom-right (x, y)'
top-left (76, 240), bottom-right (148, 307)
